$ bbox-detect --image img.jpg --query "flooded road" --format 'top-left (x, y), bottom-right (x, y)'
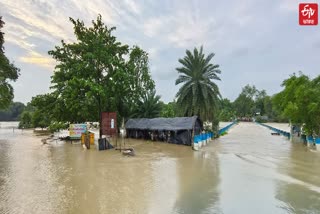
top-left (1, 122), bottom-right (320, 213)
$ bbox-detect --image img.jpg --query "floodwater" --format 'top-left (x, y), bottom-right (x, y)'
top-left (1, 122), bottom-right (320, 214)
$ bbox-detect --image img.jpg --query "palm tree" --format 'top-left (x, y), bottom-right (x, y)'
top-left (175, 46), bottom-right (221, 121)
top-left (131, 90), bottom-right (162, 118)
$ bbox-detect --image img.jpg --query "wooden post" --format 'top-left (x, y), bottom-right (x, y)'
top-left (191, 122), bottom-right (195, 148)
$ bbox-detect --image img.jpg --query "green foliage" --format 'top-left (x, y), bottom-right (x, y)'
top-left (32, 110), bottom-right (50, 129)
top-left (220, 131), bottom-right (228, 136)
top-left (131, 90), bottom-right (162, 118)
top-left (233, 85), bottom-right (257, 117)
top-left (175, 46), bottom-right (221, 122)
top-left (46, 15), bottom-right (155, 137)
top-left (19, 111), bottom-right (32, 128)
top-left (115, 46), bottom-right (155, 120)
top-left (219, 98), bottom-right (235, 121)
top-left (219, 109), bottom-right (233, 122)
top-left (307, 76), bottom-right (320, 135)
top-left (48, 15), bottom-right (129, 124)
top-left (0, 17), bottom-right (4, 49)
top-left (232, 85), bottom-right (281, 121)
top-left (273, 73), bottom-right (309, 124)
top-left (211, 111), bottom-right (220, 135)
top-left (48, 121), bottom-right (69, 132)
top-left (160, 101), bottom-right (177, 118)
top-left (0, 17), bottom-right (20, 109)
top-left (273, 72), bottom-right (320, 136)
top-left (262, 96), bottom-right (273, 118)
top-left (203, 123), bottom-right (212, 132)
top-left (254, 90), bottom-right (267, 115)
top-left (0, 102), bottom-right (25, 121)
top-left (30, 94), bottom-right (56, 120)
top-left (126, 46), bottom-right (155, 101)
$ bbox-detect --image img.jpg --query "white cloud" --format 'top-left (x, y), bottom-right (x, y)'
top-left (19, 51), bottom-right (56, 69)
top-left (143, 17), bottom-right (167, 37)
top-left (148, 48), bottom-right (159, 58)
top-left (5, 35), bottom-right (35, 52)
top-left (279, 0), bottom-right (301, 12)
top-left (167, 17), bottom-right (216, 48)
top-left (1, 0), bottom-right (320, 104)
top-left (124, 0), bottom-right (141, 14)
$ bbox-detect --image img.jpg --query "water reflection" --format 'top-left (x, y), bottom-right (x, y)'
top-left (275, 142), bottom-right (320, 213)
top-left (173, 151), bottom-right (221, 214)
top-left (0, 129), bottom-right (65, 213)
top-left (44, 141), bottom-right (156, 213)
top-left (206, 122), bottom-right (320, 213)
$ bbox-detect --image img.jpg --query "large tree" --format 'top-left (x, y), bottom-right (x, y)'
top-left (0, 16), bottom-right (20, 109)
top-left (233, 85), bottom-right (259, 117)
top-left (219, 98), bottom-right (235, 121)
top-left (273, 72), bottom-right (320, 136)
top-left (175, 46), bottom-right (221, 121)
top-left (48, 15), bottom-right (154, 137)
top-left (272, 73), bottom-right (310, 125)
top-left (308, 76), bottom-right (320, 136)
top-left (112, 46), bottom-right (155, 120)
top-left (160, 101), bottom-right (177, 118)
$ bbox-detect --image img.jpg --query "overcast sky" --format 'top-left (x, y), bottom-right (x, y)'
top-left (1, 0), bottom-right (320, 104)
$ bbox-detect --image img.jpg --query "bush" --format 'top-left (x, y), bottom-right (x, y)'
top-left (18, 111), bottom-right (33, 128)
top-left (220, 131), bottom-right (228, 136)
top-left (48, 121), bottom-right (69, 133)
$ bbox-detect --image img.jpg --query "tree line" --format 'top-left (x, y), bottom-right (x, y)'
top-left (218, 84), bottom-right (287, 123)
top-left (0, 16), bottom-right (20, 109)
top-left (0, 102), bottom-right (25, 121)
top-left (15, 15), bottom-right (222, 136)
top-left (2, 15), bottom-right (319, 138)
top-left (273, 72), bottom-right (320, 137)
top-left (217, 72), bottom-right (320, 138)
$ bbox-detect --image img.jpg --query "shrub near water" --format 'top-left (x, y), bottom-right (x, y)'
top-left (220, 131), bottom-right (228, 136)
top-left (48, 122), bottom-right (69, 133)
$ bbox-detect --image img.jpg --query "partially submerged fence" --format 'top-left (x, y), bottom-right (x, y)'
top-left (256, 122), bottom-right (320, 150)
top-left (256, 122), bottom-right (290, 139)
top-left (219, 122), bottom-right (236, 135)
top-left (193, 132), bottom-right (214, 150)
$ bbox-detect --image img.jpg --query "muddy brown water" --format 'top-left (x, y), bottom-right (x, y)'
top-left (1, 122), bottom-right (320, 214)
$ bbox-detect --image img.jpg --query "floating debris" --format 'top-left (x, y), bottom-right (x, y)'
top-left (122, 148), bottom-right (135, 156)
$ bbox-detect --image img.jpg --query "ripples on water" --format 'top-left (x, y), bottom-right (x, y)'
top-left (0, 122), bottom-right (320, 214)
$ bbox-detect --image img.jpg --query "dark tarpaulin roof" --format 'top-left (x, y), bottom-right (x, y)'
top-left (125, 116), bottom-right (201, 131)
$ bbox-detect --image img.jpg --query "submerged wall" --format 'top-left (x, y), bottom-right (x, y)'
top-left (193, 121), bottom-right (237, 151)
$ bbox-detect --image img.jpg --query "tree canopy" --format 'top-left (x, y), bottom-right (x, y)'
top-left (218, 98), bottom-right (235, 121)
top-left (131, 90), bottom-right (162, 118)
top-left (175, 46), bottom-right (221, 122)
top-left (0, 16), bottom-right (20, 109)
top-left (216, 84), bottom-right (285, 123)
top-left (46, 15), bottom-right (155, 136)
top-left (273, 72), bottom-right (320, 136)
top-left (233, 85), bottom-right (258, 117)
top-left (160, 101), bottom-right (177, 118)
